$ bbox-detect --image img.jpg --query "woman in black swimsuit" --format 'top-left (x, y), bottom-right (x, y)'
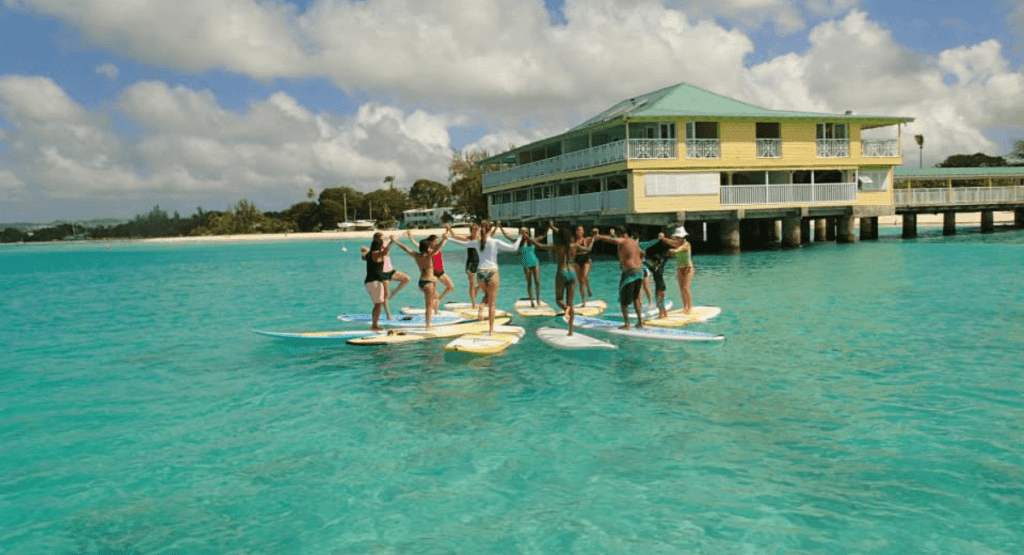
top-left (449, 223), bottom-right (482, 308)
top-left (572, 225), bottom-right (595, 304)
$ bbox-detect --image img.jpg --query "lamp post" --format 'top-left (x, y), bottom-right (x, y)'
top-left (914, 134), bottom-right (924, 168)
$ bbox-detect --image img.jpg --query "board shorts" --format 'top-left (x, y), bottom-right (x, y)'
top-left (465, 259), bottom-right (479, 274)
top-left (365, 281), bottom-right (386, 303)
top-left (618, 267), bottom-right (644, 306)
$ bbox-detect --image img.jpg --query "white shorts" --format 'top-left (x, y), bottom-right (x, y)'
top-left (365, 281), bottom-right (386, 304)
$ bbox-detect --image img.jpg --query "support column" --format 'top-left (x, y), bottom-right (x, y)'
top-left (943, 212), bottom-right (956, 236)
top-left (720, 218), bottom-right (740, 254)
top-left (860, 216), bottom-right (879, 240)
top-left (826, 217), bottom-right (837, 240)
top-left (800, 218), bottom-right (811, 245)
top-left (814, 218), bottom-right (827, 242)
top-left (902, 213), bottom-right (917, 239)
top-left (981, 210), bottom-right (994, 233)
top-left (772, 220), bottom-right (783, 243)
top-left (837, 215), bottom-right (855, 244)
top-left (782, 216), bottom-right (801, 248)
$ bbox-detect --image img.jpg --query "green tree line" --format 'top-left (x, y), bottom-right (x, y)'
top-left (2, 150), bottom-right (491, 243)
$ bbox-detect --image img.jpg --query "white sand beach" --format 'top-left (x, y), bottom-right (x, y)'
top-left (140, 227), bottom-right (472, 244)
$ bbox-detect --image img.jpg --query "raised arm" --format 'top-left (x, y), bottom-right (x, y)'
top-left (525, 234), bottom-right (554, 250)
top-left (390, 236), bottom-right (416, 257)
top-left (497, 224), bottom-right (516, 241)
top-left (427, 234), bottom-right (448, 256)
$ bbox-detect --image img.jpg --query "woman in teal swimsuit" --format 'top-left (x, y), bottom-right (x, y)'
top-left (499, 224), bottom-right (541, 307)
top-left (525, 223), bottom-right (577, 335)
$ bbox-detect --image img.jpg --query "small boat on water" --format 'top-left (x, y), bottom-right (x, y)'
top-left (337, 220), bottom-right (375, 232)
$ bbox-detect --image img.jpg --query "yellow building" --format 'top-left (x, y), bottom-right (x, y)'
top-left (480, 83), bottom-right (913, 250)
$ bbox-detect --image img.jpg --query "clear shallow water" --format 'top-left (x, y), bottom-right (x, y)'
top-left (2, 228), bottom-right (1023, 554)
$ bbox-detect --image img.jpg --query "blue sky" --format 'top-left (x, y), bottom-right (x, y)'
top-left (1, 0), bottom-right (1022, 222)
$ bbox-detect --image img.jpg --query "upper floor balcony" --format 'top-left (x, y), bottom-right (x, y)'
top-left (483, 139), bottom-right (676, 189)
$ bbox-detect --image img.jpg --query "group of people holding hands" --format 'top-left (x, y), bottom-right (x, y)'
top-left (361, 221), bottom-right (695, 334)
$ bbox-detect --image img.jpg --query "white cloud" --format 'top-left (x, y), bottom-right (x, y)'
top-left (0, 75), bottom-right (458, 205)
top-left (743, 11), bottom-right (1024, 164)
top-left (95, 63), bottom-right (119, 80)
top-left (2, 2), bottom-right (1024, 218)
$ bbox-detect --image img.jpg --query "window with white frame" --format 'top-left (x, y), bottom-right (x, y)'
top-left (858, 169), bottom-right (890, 191)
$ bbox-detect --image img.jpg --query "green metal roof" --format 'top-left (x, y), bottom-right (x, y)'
top-left (480, 82), bottom-right (914, 165)
top-left (570, 82), bottom-right (913, 131)
top-left (895, 167), bottom-right (1024, 180)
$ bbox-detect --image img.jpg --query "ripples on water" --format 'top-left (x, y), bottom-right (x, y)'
top-left (2, 231), bottom-right (1022, 554)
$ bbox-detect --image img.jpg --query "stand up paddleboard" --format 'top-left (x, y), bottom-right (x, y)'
top-left (337, 312), bottom-right (467, 327)
top-left (398, 307), bottom-right (465, 319)
top-left (536, 326), bottom-right (617, 350)
top-left (514, 298), bottom-right (557, 317)
top-left (444, 325), bottom-right (526, 358)
top-left (571, 299), bottom-right (607, 317)
top-left (347, 317), bottom-right (512, 345)
top-left (442, 302), bottom-right (512, 319)
top-left (645, 306), bottom-right (722, 327)
top-left (253, 329), bottom-right (377, 342)
top-left (571, 314), bottom-right (724, 342)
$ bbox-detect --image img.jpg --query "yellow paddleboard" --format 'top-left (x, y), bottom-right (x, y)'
top-left (572, 299), bottom-right (607, 317)
top-left (645, 306), bottom-right (722, 327)
top-left (347, 317), bottom-right (511, 345)
top-left (444, 325), bottom-right (526, 357)
top-left (514, 298), bottom-right (557, 317)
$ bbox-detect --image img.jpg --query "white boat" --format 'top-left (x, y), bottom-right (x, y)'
top-left (337, 220), bottom-right (375, 232)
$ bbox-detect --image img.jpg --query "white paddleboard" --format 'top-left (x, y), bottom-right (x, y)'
top-left (536, 327), bottom-right (617, 350)
top-left (346, 317), bottom-right (512, 345)
top-left (398, 307), bottom-right (464, 318)
top-left (253, 329), bottom-right (377, 342)
top-left (444, 325), bottom-right (526, 357)
top-left (572, 315), bottom-right (724, 342)
top-left (645, 306), bottom-right (722, 327)
top-left (337, 312), bottom-right (466, 327)
top-left (514, 298), bottom-right (557, 317)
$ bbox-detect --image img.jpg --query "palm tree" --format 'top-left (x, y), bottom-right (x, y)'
top-left (383, 175), bottom-right (395, 189)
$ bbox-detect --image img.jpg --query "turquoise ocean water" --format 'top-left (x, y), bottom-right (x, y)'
top-left (2, 226), bottom-right (1023, 554)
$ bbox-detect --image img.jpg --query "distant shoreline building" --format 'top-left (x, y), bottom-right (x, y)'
top-left (402, 207), bottom-right (467, 229)
top-left (479, 83), bottom-right (913, 250)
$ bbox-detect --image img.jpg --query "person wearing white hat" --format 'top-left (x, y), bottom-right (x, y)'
top-left (668, 226), bottom-right (695, 314)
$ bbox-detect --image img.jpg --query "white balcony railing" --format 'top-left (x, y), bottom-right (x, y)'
top-left (721, 182), bottom-right (857, 205)
top-left (686, 139), bottom-right (720, 159)
top-left (628, 139), bottom-right (676, 159)
top-left (861, 139), bottom-right (900, 158)
top-left (816, 139), bottom-right (850, 158)
top-left (756, 139), bottom-right (781, 158)
top-left (489, 190), bottom-right (630, 220)
top-left (894, 186), bottom-right (1024, 206)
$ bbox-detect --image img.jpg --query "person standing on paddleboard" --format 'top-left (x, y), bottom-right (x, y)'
top-left (445, 221), bottom-right (521, 334)
top-left (391, 233), bottom-right (447, 328)
top-left (361, 232), bottom-right (410, 321)
top-left (526, 222), bottom-right (577, 335)
top-left (447, 223), bottom-right (485, 308)
top-left (363, 234), bottom-right (396, 332)
top-left (594, 226), bottom-right (645, 329)
top-left (572, 226), bottom-right (595, 306)
top-left (638, 231), bottom-right (673, 319)
top-left (499, 224), bottom-right (541, 307)
top-left (401, 230), bottom-right (454, 311)
top-left (667, 227), bottom-right (695, 314)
